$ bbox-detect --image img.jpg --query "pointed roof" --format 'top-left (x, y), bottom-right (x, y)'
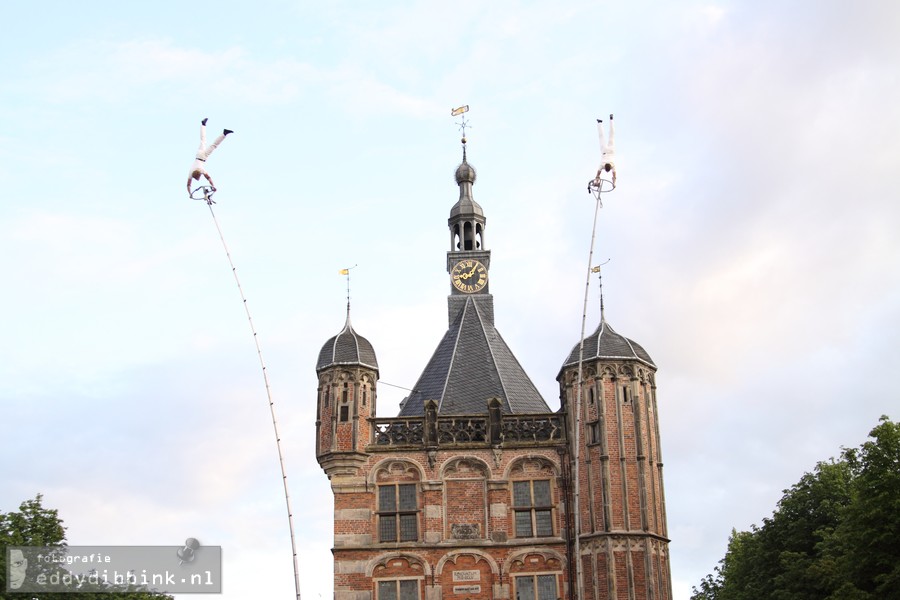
top-left (560, 318), bottom-right (655, 372)
top-left (398, 297), bottom-right (549, 416)
top-left (316, 316), bottom-right (379, 374)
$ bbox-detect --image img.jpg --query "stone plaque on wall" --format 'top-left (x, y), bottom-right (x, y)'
top-left (452, 570), bottom-right (481, 582)
top-left (453, 585), bottom-right (481, 594)
top-left (450, 523), bottom-right (480, 540)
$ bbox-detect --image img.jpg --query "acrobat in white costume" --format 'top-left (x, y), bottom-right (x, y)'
top-left (593, 113), bottom-right (616, 188)
top-left (187, 118), bottom-right (232, 196)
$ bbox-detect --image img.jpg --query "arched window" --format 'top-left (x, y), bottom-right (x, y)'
top-left (378, 484), bottom-right (418, 542)
top-left (512, 480), bottom-right (553, 537)
top-left (377, 579), bottom-right (418, 600)
top-left (514, 574), bottom-right (557, 600)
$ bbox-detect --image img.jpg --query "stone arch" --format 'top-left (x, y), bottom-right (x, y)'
top-left (504, 454), bottom-right (560, 479)
top-left (369, 458), bottom-right (425, 484)
top-left (434, 549), bottom-right (500, 577)
top-left (505, 547), bottom-right (567, 571)
top-left (440, 456), bottom-right (491, 479)
top-left (581, 365), bottom-right (597, 380)
top-left (366, 552), bottom-right (432, 577)
top-left (333, 370), bottom-right (362, 383)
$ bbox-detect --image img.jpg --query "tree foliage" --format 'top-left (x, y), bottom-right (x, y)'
top-left (691, 416), bottom-right (900, 600)
top-left (0, 494), bottom-right (172, 599)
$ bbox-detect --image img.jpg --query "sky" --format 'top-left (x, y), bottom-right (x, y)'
top-left (1, 1), bottom-right (898, 598)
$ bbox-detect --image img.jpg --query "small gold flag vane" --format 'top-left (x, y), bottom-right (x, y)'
top-left (339, 268), bottom-right (349, 275)
top-left (452, 105), bottom-right (472, 143)
top-left (590, 266), bottom-right (602, 273)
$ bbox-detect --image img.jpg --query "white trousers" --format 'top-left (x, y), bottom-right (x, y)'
top-left (189, 124), bottom-right (225, 177)
top-left (597, 119), bottom-right (615, 171)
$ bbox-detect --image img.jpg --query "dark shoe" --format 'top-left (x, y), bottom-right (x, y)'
top-left (224, 129), bottom-right (233, 135)
top-left (202, 118), bottom-right (208, 125)
top-left (597, 118), bottom-right (602, 123)
top-left (609, 113), bottom-right (614, 120)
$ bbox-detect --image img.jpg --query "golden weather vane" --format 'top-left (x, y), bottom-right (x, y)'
top-left (451, 105), bottom-right (471, 143)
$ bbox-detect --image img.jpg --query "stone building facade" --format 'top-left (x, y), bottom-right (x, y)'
top-left (315, 147), bottom-right (672, 600)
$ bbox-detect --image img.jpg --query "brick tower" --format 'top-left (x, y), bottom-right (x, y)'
top-left (314, 138), bottom-right (672, 600)
top-left (558, 315), bottom-right (672, 599)
top-left (316, 309), bottom-right (379, 476)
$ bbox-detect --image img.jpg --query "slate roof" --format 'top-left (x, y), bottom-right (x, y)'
top-left (398, 296), bottom-right (550, 416)
top-left (316, 316), bottom-right (379, 374)
top-left (560, 319), bottom-right (655, 371)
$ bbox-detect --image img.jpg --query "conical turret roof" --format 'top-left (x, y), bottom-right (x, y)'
top-left (316, 316), bottom-right (378, 374)
top-left (560, 318), bottom-right (655, 372)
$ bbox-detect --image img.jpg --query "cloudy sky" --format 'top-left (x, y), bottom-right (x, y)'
top-left (1, 1), bottom-right (898, 598)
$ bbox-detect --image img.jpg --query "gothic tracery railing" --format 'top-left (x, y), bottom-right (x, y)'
top-left (371, 411), bottom-right (564, 448)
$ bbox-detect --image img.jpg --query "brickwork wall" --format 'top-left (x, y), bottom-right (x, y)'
top-left (557, 360), bottom-right (672, 600)
top-left (319, 356), bottom-right (671, 600)
top-left (445, 479), bottom-right (485, 538)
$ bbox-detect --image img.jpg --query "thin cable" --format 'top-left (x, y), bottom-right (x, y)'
top-left (572, 190), bottom-right (604, 600)
top-left (378, 380), bottom-right (416, 392)
top-left (206, 202), bottom-right (302, 600)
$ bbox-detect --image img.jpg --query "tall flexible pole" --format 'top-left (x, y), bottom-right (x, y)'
top-left (572, 190), bottom-right (604, 600)
top-left (207, 201), bottom-right (302, 600)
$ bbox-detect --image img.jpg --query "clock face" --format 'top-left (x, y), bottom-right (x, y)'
top-left (451, 259), bottom-right (488, 293)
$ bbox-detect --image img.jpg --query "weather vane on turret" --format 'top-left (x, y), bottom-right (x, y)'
top-left (339, 264), bottom-right (357, 320)
top-left (451, 105), bottom-right (471, 149)
top-left (591, 259), bottom-right (611, 321)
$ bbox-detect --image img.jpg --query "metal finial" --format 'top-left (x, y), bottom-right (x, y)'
top-left (591, 259), bottom-right (611, 321)
top-left (340, 265), bottom-right (358, 321)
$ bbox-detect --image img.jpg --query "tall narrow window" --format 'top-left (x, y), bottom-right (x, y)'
top-left (339, 404), bottom-right (349, 422)
top-left (378, 484), bottom-right (418, 542)
top-left (588, 421), bottom-right (601, 445)
top-left (378, 579), bottom-right (418, 600)
top-left (515, 575), bottom-right (557, 600)
top-left (513, 480), bottom-right (553, 537)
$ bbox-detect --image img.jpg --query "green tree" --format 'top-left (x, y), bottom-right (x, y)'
top-left (827, 417), bottom-right (900, 599)
top-left (691, 417), bottom-right (899, 600)
top-left (0, 494), bottom-right (172, 600)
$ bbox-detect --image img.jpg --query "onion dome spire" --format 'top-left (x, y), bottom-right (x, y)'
top-left (449, 139), bottom-right (486, 252)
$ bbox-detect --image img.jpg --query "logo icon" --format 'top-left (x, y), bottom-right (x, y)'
top-left (176, 538), bottom-right (200, 565)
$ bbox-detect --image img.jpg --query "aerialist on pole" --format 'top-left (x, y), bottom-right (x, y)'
top-left (589, 113), bottom-right (616, 192)
top-left (187, 118), bottom-right (233, 198)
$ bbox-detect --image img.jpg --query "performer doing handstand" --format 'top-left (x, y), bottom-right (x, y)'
top-left (187, 118), bottom-right (233, 196)
top-left (591, 113), bottom-right (616, 189)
